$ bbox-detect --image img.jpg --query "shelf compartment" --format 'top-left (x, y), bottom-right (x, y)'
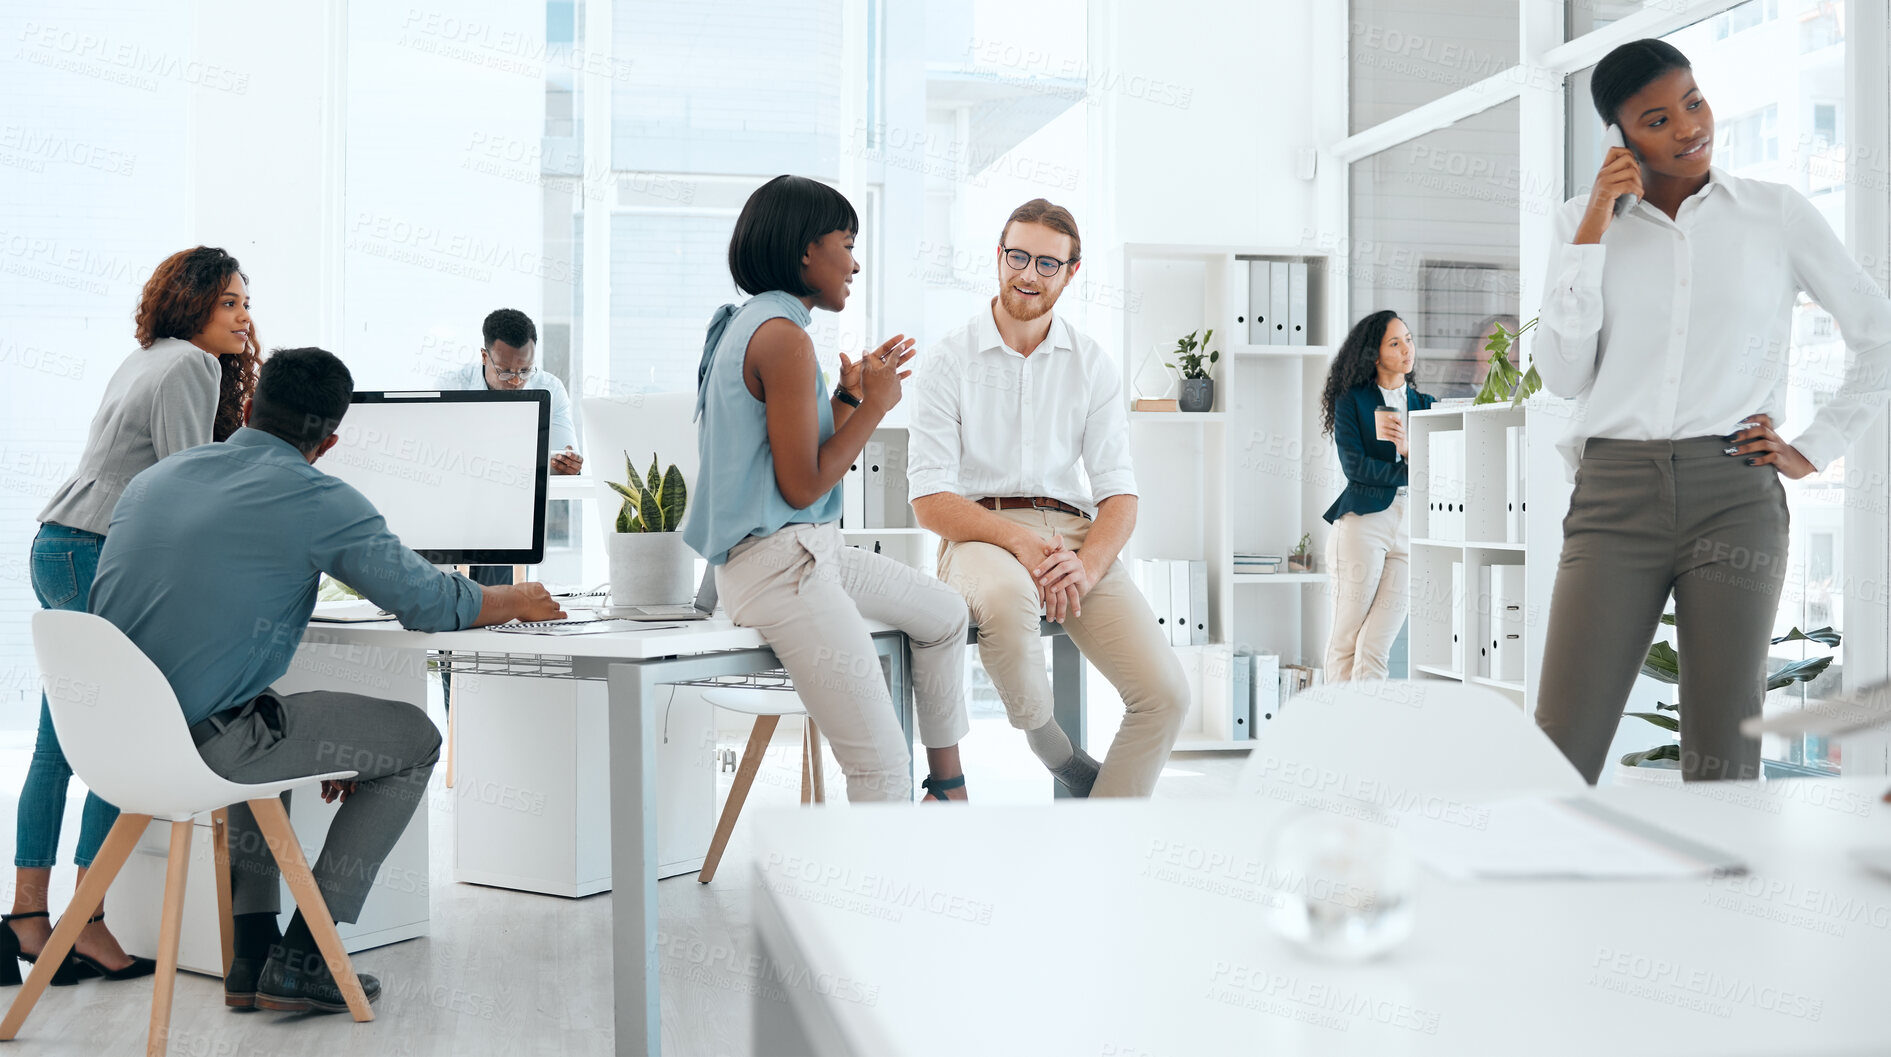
top-left (1233, 572), bottom-right (1328, 584)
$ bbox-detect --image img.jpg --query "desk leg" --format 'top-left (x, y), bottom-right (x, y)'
top-left (1051, 635), bottom-right (1088, 801)
top-left (887, 637), bottom-right (914, 792)
top-left (607, 662), bottom-right (661, 1057)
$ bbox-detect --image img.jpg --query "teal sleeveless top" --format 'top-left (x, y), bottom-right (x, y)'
top-left (683, 290), bottom-right (844, 565)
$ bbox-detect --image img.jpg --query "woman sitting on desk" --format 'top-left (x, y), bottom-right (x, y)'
top-left (1533, 39), bottom-right (1891, 783)
top-left (682, 175), bottom-right (974, 802)
top-left (10, 246), bottom-right (261, 984)
top-left (1319, 310), bottom-right (1433, 683)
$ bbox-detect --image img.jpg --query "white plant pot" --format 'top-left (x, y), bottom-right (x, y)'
top-left (607, 531), bottom-right (694, 606)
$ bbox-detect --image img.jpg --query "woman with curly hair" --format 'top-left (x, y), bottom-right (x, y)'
top-left (8, 246), bottom-right (258, 985)
top-left (1319, 310), bottom-right (1433, 682)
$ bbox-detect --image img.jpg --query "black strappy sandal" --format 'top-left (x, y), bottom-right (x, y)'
top-left (64, 911), bottom-right (156, 982)
top-left (921, 774), bottom-right (966, 801)
top-left (0, 911), bottom-right (79, 987)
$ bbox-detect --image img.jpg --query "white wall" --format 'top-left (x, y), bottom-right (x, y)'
top-left (1093, 0), bottom-right (1318, 250)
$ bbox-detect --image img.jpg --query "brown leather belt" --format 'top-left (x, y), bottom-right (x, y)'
top-left (976, 496), bottom-right (1091, 520)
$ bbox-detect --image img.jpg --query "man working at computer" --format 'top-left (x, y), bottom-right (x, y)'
top-left (91, 347), bottom-right (565, 1014)
top-left (908, 199), bottom-right (1189, 798)
top-left (438, 308), bottom-right (581, 587)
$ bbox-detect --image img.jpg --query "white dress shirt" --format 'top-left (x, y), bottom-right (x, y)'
top-left (907, 302), bottom-right (1137, 515)
top-left (1535, 167), bottom-right (1891, 476)
top-left (437, 361), bottom-right (579, 454)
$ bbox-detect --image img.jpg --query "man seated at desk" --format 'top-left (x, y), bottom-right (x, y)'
top-left (438, 307), bottom-right (581, 586)
top-left (91, 347), bottom-right (565, 1015)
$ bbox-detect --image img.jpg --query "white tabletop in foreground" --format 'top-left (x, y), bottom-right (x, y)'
top-left (749, 778), bottom-right (1891, 1057)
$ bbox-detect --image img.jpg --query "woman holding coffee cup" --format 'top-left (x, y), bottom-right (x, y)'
top-left (1318, 310), bottom-right (1433, 681)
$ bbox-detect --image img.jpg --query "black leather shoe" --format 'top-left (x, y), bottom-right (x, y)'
top-left (0, 912), bottom-right (81, 987)
top-left (225, 955), bottom-right (261, 1010)
top-left (254, 945), bottom-right (380, 1014)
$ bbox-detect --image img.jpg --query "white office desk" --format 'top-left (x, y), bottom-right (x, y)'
top-left (749, 777), bottom-right (1891, 1056)
top-left (295, 617), bottom-right (920, 1056)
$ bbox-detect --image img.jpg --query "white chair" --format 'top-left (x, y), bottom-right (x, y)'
top-left (1238, 680), bottom-right (1586, 801)
top-left (696, 686), bottom-right (824, 883)
top-left (5, 611), bottom-right (373, 1054)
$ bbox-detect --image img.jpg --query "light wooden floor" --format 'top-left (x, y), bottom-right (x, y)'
top-left (0, 698), bottom-right (1248, 1057)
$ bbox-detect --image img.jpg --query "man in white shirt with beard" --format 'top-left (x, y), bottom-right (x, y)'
top-left (907, 199), bottom-right (1188, 797)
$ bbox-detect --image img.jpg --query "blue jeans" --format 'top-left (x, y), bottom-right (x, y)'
top-left (19, 523), bottom-right (119, 868)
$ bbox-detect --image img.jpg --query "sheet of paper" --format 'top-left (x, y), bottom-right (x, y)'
top-left (1405, 796), bottom-right (1744, 881)
top-left (309, 601), bottom-right (397, 624)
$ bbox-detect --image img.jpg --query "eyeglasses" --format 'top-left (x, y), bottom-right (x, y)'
top-left (1000, 246), bottom-right (1076, 278)
top-left (483, 351), bottom-right (533, 381)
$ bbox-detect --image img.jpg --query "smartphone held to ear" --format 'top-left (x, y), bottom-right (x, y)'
top-left (1604, 124), bottom-right (1640, 217)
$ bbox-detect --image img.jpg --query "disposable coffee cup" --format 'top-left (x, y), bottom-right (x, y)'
top-left (1374, 407), bottom-right (1399, 441)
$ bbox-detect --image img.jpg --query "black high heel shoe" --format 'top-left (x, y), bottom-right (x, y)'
top-left (0, 911), bottom-right (81, 987)
top-left (63, 912), bottom-right (155, 982)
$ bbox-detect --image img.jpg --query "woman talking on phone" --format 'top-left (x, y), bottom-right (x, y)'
top-left (1319, 310), bottom-right (1434, 682)
top-left (1533, 39), bottom-right (1891, 783)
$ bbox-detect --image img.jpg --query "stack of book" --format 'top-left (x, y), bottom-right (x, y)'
top-left (1280, 663), bottom-right (1320, 697)
top-left (1234, 553), bottom-right (1283, 575)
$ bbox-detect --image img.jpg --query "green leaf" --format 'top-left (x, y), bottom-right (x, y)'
top-left (645, 454), bottom-right (662, 499)
top-left (1625, 711), bottom-right (1680, 732)
top-left (607, 481), bottom-right (640, 503)
top-left (1767, 655), bottom-right (1833, 691)
top-left (623, 451), bottom-right (640, 494)
top-left (1655, 701), bottom-right (1679, 712)
top-left (1659, 613), bottom-right (1676, 626)
top-left (1772, 625), bottom-right (1840, 647)
top-left (658, 465), bottom-right (687, 532)
top-left (637, 488), bottom-right (662, 534)
top-left (1641, 640), bottom-right (1680, 684)
top-left (615, 505), bottom-right (634, 533)
top-left (1620, 743), bottom-right (1681, 767)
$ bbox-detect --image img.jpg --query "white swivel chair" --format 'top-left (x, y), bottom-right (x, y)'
top-left (696, 686), bottom-right (824, 883)
top-left (1238, 680), bottom-right (1587, 801)
top-left (6, 611), bottom-right (374, 1054)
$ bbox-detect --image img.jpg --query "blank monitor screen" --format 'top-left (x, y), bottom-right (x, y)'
top-left (322, 390), bottom-right (551, 564)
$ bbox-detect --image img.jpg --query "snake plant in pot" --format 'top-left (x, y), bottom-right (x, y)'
top-left (607, 451), bottom-right (694, 606)
top-left (1620, 616), bottom-right (1838, 776)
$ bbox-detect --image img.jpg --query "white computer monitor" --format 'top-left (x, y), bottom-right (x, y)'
top-left (322, 390), bottom-right (551, 564)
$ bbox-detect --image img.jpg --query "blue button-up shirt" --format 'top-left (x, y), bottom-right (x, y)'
top-left (91, 427), bottom-right (483, 725)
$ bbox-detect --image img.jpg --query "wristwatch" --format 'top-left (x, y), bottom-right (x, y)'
top-left (834, 384), bottom-right (862, 408)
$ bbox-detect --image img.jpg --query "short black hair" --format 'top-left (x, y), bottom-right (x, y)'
top-left (728, 175), bottom-right (859, 297)
top-left (249, 347), bottom-right (354, 455)
top-left (1591, 38), bottom-right (1692, 128)
top-left (482, 308), bottom-right (537, 351)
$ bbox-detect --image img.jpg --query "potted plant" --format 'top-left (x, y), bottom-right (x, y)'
top-left (606, 451), bottom-right (694, 606)
top-left (1166, 329), bottom-right (1219, 412)
top-left (1473, 318), bottom-right (1543, 407)
top-left (1287, 533), bottom-right (1314, 573)
top-left (1617, 617), bottom-right (1838, 784)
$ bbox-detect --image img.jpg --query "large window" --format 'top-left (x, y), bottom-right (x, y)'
top-left (1348, 0), bottom-right (1519, 133)
top-left (1348, 100), bottom-right (1522, 398)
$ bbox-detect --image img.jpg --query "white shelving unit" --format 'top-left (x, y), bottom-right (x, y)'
top-left (1406, 401), bottom-right (1573, 713)
top-left (1118, 244), bottom-right (1339, 753)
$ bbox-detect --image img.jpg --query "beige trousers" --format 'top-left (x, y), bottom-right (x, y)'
top-left (937, 508), bottom-right (1189, 798)
top-left (717, 522), bottom-right (971, 802)
top-left (1324, 494), bottom-right (1409, 682)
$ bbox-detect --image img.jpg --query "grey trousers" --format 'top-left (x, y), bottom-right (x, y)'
top-left (1535, 437), bottom-right (1789, 784)
top-left (190, 690), bottom-right (442, 923)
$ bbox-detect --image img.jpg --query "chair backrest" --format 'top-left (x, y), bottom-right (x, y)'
top-left (31, 610), bottom-right (249, 820)
top-left (1238, 680), bottom-right (1586, 805)
top-left (582, 393), bottom-right (699, 540)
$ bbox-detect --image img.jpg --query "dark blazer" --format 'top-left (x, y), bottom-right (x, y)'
top-left (1322, 383), bottom-right (1435, 523)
